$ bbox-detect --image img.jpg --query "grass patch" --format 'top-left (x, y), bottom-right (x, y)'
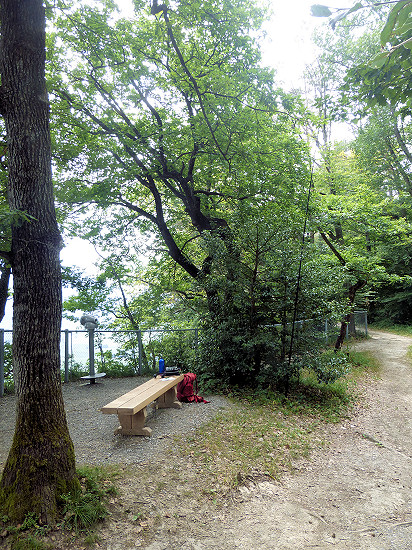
top-left (10, 534), bottom-right (50, 550)
top-left (60, 466), bottom-right (118, 533)
top-left (0, 513), bottom-right (52, 550)
top-left (346, 350), bottom-right (381, 375)
top-left (181, 403), bottom-right (313, 490)
top-left (176, 349), bottom-right (377, 493)
top-left (1, 467), bottom-right (119, 549)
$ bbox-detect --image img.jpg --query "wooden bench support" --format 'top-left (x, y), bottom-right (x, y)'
top-left (101, 374), bottom-right (184, 436)
top-left (154, 386), bottom-right (182, 410)
top-left (115, 408), bottom-right (152, 437)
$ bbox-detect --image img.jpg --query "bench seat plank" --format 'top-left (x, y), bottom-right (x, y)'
top-left (101, 378), bottom-right (160, 414)
top-left (101, 375), bottom-right (184, 414)
top-left (101, 374), bottom-right (184, 436)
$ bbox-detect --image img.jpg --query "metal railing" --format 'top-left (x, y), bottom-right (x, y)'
top-left (0, 311), bottom-right (367, 396)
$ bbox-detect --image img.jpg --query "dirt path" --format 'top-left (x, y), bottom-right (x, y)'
top-left (140, 330), bottom-right (412, 550)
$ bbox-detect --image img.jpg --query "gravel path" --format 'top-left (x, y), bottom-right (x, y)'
top-left (0, 376), bottom-right (231, 468)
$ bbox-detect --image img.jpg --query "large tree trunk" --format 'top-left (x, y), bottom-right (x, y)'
top-left (0, 0), bottom-right (79, 523)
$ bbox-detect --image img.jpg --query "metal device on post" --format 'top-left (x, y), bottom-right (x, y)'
top-left (80, 314), bottom-right (106, 385)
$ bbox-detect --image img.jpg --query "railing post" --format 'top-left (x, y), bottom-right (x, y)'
top-left (64, 329), bottom-right (69, 383)
top-left (89, 328), bottom-right (95, 377)
top-left (0, 329), bottom-right (4, 397)
top-left (364, 311), bottom-right (368, 337)
top-left (89, 328), bottom-right (96, 376)
top-left (194, 328), bottom-right (199, 369)
top-left (137, 329), bottom-right (142, 375)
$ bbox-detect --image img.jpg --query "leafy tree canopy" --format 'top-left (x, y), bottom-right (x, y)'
top-left (311, 0), bottom-right (412, 113)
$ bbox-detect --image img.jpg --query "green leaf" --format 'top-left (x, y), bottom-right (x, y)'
top-left (310, 4), bottom-right (333, 17)
top-left (381, 0), bottom-right (412, 45)
top-left (369, 51), bottom-right (390, 69)
top-left (397, 1), bottom-right (412, 26)
top-left (330, 2), bottom-right (363, 29)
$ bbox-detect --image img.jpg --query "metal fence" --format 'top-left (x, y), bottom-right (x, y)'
top-left (59, 327), bottom-right (200, 381)
top-left (0, 311), bottom-right (367, 396)
top-left (275, 310), bottom-right (369, 348)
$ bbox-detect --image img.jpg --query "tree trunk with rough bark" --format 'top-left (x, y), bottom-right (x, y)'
top-left (0, 0), bottom-right (79, 523)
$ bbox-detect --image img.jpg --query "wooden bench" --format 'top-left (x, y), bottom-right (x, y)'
top-left (101, 374), bottom-right (184, 436)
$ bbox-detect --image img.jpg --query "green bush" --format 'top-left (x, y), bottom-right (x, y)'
top-left (255, 357), bottom-right (301, 392)
top-left (63, 359), bottom-right (88, 381)
top-left (197, 315), bottom-right (306, 391)
top-left (95, 349), bottom-right (136, 378)
top-left (303, 349), bottom-right (351, 384)
top-left (3, 377), bottom-right (15, 395)
top-left (144, 330), bottom-right (197, 373)
top-left (2, 342), bottom-right (15, 394)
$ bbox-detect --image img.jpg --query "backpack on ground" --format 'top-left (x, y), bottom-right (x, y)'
top-left (177, 372), bottom-right (209, 403)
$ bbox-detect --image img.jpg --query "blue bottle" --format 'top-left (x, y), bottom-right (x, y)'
top-left (159, 357), bottom-right (165, 374)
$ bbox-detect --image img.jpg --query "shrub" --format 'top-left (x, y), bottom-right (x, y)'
top-left (95, 349), bottom-right (136, 378)
top-left (145, 330), bottom-right (197, 373)
top-left (303, 349), bottom-right (351, 384)
top-left (63, 359), bottom-right (88, 381)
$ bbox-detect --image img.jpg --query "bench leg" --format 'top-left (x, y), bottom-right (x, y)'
top-left (115, 407), bottom-right (152, 436)
top-left (155, 386), bottom-right (182, 409)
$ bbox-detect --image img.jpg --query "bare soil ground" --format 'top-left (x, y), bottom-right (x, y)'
top-left (2, 330), bottom-right (412, 549)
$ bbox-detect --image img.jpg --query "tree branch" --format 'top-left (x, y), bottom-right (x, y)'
top-left (319, 230), bottom-right (346, 266)
top-left (161, 7), bottom-right (231, 166)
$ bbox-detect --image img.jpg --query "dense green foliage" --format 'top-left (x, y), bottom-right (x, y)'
top-left (49, 0), bottom-right (349, 387)
top-left (47, 0), bottom-right (411, 386)
top-left (308, 1), bottom-right (412, 327)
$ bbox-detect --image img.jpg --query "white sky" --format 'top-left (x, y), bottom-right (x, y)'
top-left (262, 0), bottom-right (324, 88)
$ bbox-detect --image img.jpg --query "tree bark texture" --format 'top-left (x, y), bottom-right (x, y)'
top-left (0, 0), bottom-right (79, 523)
